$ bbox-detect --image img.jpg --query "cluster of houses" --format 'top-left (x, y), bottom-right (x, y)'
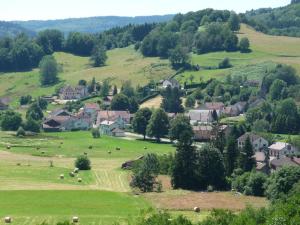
top-left (43, 102), bottom-right (131, 137)
top-left (237, 133), bottom-right (300, 172)
top-left (186, 101), bottom-right (247, 141)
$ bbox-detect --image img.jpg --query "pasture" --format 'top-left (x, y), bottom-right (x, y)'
top-left (176, 24), bottom-right (300, 84)
top-left (0, 46), bottom-right (174, 107)
top-left (0, 190), bottom-right (149, 225)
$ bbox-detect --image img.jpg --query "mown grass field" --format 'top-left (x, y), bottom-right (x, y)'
top-left (0, 190), bottom-right (149, 225)
top-left (177, 24), bottom-right (300, 84)
top-left (0, 46), bottom-right (174, 107)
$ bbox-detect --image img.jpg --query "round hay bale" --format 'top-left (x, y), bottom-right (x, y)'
top-left (36, 147), bottom-right (40, 150)
top-left (60, 174), bottom-right (64, 179)
top-left (4, 216), bottom-right (12, 223)
top-left (74, 168), bottom-right (79, 173)
top-left (84, 152), bottom-right (88, 155)
top-left (69, 172), bottom-right (75, 177)
top-left (194, 207), bottom-right (200, 213)
top-left (41, 151), bottom-right (45, 154)
top-left (72, 216), bottom-right (79, 223)
top-left (108, 151), bottom-right (111, 154)
top-left (16, 163), bottom-right (21, 166)
top-left (88, 145), bottom-right (93, 149)
top-left (115, 147), bottom-right (120, 151)
top-left (6, 145), bottom-right (11, 150)
top-left (60, 142), bottom-right (63, 145)
top-left (78, 178), bottom-right (82, 183)
top-left (144, 147), bottom-right (147, 150)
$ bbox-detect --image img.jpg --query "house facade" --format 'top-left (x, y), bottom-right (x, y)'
top-left (162, 79), bottom-right (180, 89)
top-left (187, 109), bottom-right (214, 125)
top-left (59, 85), bottom-right (88, 100)
top-left (96, 110), bottom-right (131, 127)
top-left (269, 142), bottom-right (299, 158)
top-left (237, 133), bottom-right (269, 151)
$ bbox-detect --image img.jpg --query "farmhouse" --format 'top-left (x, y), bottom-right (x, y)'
top-left (83, 103), bottom-right (100, 120)
top-left (162, 78), bottom-right (180, 89)
top-left (43, 115), bottom-right (75, 132)
top-left (96, 110), bottom-right (131, 126)
top-left (203, 102), bottom-right (225, 112)
top-left (59, 85), bottom-right (88, 100)
top-left (268, 142), bottom-right (298, 158)
top-left (193, 125), bottom-right (230, 141)
top-left (224, 102), bottom-right (247, 116)
top-left (237, 133), bottom-right (269, 151)
top-left (187, 109), bottom-right (214, 124)
top-left (270, 157), bottom-right (300, 171)
top-left (99, 120), bottom-right (125, 136)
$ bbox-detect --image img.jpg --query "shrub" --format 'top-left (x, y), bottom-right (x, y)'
top-left (91, 128), bottom-right (100, 138)
top-left (219, 58), bottom-right (232, 69)
top-left (16, 126), bottom-right (26, 137)
top-left (75, 155), bottom-right (91, 170)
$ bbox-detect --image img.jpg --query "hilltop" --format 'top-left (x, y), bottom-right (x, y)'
top-left (14, 15), bottom-right (174, 33)
top-left (0, 21), bottom-right (35, 37)
top-left (243, 1), bottom-right (300, 37)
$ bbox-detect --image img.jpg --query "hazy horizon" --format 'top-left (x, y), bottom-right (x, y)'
top-left (0, 0), bottom-right (291, 21)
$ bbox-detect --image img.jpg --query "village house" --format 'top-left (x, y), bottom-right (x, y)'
top-left (254, 151), bottom-right (269, 174)
top-left (162, 78), bottom-right (180, 89)
top-left (96, 110), bottom-right (131, 127)
top-left (83, 103), bottom-right (100, 121)
top-left (102, 96), bottom-right (114, 107)
top-left (237, 133), bottom-right (269, 151)
top-left (43, 115), bottom-right (75, 132)
top-left (187, 109), bottom-right (215, 125)
top-left (59, 85), bottom-right (88, 100)
top-left (193, 125), bottom-right (230, 141)
top-left (203, 102), bottom-right (225, 112)
top-left (224, 102), bottom-right (247, 117)
top-left (270, 156), bottom-right (300, 171)
top-left (99, 120), bottom-right (125, 137)
top-left (269, 142), bottom-right (299, 158)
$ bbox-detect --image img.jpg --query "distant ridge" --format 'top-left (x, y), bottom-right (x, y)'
top-left (14, 15), bottom-right (174, 34)
top-left (0, 21), bottom-right (35, 37)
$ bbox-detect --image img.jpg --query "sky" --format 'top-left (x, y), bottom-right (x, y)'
top-left (0, 0), bottom-right (291, 21)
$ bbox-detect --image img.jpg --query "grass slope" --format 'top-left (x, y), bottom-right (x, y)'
top-left (0, 190), bottom-right (149, 225)
top-left (177, 24), bottom-right (300, 84)
top-left (0, 46), bottom-right (174, 106)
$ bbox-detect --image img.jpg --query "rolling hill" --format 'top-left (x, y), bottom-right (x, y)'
top-left (0, 21), bottom-right (35, 37)
top-left (14, 15), bottom-right (174, 33)
top-left (244, 2), bottom-right (300, 37)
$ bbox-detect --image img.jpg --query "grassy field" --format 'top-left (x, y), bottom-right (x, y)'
top-left (0, 46), bottom-right (174, 106)
top-left (0, 131), bottom-right (174, 158)
top-left (177, 24), bottom-right (300, 84)
top-left (0, 190), bottom-right (149, 225)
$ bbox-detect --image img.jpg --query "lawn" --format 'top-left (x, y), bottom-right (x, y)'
top-left (0, 131), bottom-right (175, 159)
top-left (0, 190), bottom-right (150, 225)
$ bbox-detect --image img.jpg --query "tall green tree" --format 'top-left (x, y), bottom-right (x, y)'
top-left (228, 13), bottom-right (240, 31)
top-left (132, 108), bottom-right (152, 139)
top-left (172, 130), bottom-right (197, 190)
top-left (0, 110), bottom-right (22, 131)
top-left (146, 108), bottom-right (169, 142)
top-left (169, 115), bottom-right (194, 142)
top-left (110, 94), bottom-right (130, 111)
top-left (91, 45), bottom-right (107, 67)
top-left (224, 137), bottom-right (239, 176)
top-left (239, 37), bottom-right (250, 53)
top-left (39, 55), bottom-right (58, 86)
top-left (239, 136), bottom-right (256, 172)
top-left (161, 86), bottom-right (184, 113)
top-left (269, 79), bottom-right (287, 101)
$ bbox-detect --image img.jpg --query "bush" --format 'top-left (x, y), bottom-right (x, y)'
top-left (75, 155), bottom-right (91, 170)
top-left (91, 128), bottom-right (100, 138)
top-left (219, 58), bottom-right (232, 69)
top-left (16, 127), bottom-right (26, 137)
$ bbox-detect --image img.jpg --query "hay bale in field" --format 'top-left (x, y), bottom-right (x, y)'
top-left (60, 174), bottom-right (64, 179)
top-left (88, 145), bottom-right (93, 149)
top-left (144, 147), bottom-right (147, 150)
top-left (108, 150), bottom-right (111, 154)
top-left (72, 216), bottom-right (79, 223)
top-left (84, 152), bottom-right (88, 155)
top-left (74, 168), bottom-right (79, 173)
top-left (36, 147), bottom-right (40, 150)
top-left (4, 216), bottom-right (12, 223)
top-left (41, 151), bottom-right (45, 154)
top-left (6, 145), bottom-right (11, 150)
top-left (194, 207), bottom-right (200, 213)
top-left (60, 142), bottom-right (63, 145)
top-left (16, 163), bottom-right (21, 166)
top-left (78, 178), bottom-right (82, 182)
top-left (69, 172), bottom-right (75, 177)
top-left (116, 147), bottom-right (121, 151)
